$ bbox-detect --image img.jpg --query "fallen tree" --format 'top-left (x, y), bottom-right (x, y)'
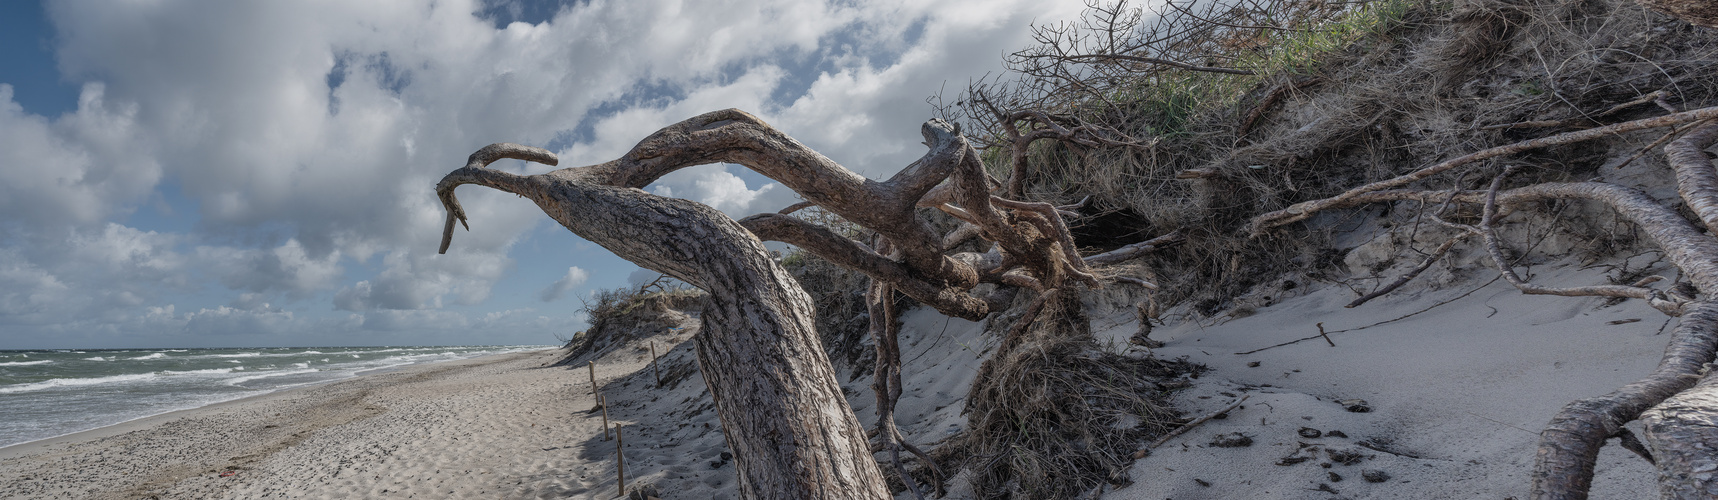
top-left (437, 109), bottom-right (1176, 498)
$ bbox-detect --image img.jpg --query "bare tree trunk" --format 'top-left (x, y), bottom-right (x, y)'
top-left (1639, 302), bottom-right (1718, 499)
top-left (437, 144), bottom-right (889, 499)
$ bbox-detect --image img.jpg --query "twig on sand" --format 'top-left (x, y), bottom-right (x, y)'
top-left (1138, 394), bottom-right (1251, 455)
top-left (1345, 236), bottom-right (1464, 309)
top-left (1235, 275), bottom-right (1502, 355)
top-left (1316, 322), bottom-right (1336, 347)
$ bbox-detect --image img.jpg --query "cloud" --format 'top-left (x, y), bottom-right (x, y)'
top-left (196, 239), bottom-right (342, 297)
top-left (538, 266), bottom-right (589, 302)
top-left (0, 83), bottom-right (158, 231)
top-left (0, 0), bottom-right (1089, 347)
top-left (333, 250), bottom-right (513, 312)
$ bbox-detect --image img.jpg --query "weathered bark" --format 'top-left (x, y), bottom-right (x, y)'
top-left (1664, 123), bottom-right (1718, 231)
top-left (865, 280), bottom-right (942, 499)
top-left (572, 108), bottom-right (977, 292)
top-left (437, 144), bottom-right (889, 499)
top-left (1639, 303), bottom-right (1718, 499)
top-left (440, 110), bottom-right (1110, 499)
top-left (1632, 122), bottom-right (1718, 499)
top-left (738, 212), bottom-right (988, 321)
top-left (1636, 0), bottom-right (1718, 28)
top-left (1083, 230), bottom-right (1185, 266)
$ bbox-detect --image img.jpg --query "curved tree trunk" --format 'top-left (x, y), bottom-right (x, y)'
top-left (1635, 124), bottom-right (1718, 498)
top-left (437, 145), bottom-right (889, 499)
top-left (1639, 302), bottom-right (1718, 499)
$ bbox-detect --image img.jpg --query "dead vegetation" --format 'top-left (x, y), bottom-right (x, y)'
top-left (554, 280), bottom-right (703, 365)
top-left (918, 0), bottom-right (1718, 497)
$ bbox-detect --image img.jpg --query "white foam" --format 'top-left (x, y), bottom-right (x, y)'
top-left (224, 368), bottom-right (319, 386)
top-left (132, 353), bottom-right (167, 360)
top-left (84, 357), bottom-right (107, 362)
top-left (162, 368), bottom-right (237, 375)
top-left (0, 360), bottom-right (53, 366)
top-left (0, 373), bottom-right (159, 394)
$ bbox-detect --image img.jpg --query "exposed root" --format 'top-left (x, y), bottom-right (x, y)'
top-left (940, 288), bottom-right (1195, 499)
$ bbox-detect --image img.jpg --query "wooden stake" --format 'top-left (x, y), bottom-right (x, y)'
top-left (600, 394), bottom-right (610, 441)
top-left (616, 424), bottom-right (627, 497)
top-left (1317, 322), bottom-right (1336, 347)
top-left (588, 360), bottom-right (597, 396)
top-left (650, 341), bottom-right (662, 387)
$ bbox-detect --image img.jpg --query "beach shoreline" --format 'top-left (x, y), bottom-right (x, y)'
top-left (0, 348), bottom-right (638, 499)
top-left (0, 347), bottom-right (553, 459)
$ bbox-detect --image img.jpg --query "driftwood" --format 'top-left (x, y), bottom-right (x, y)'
top-left (1248, 118), bottom-right (1718, 499)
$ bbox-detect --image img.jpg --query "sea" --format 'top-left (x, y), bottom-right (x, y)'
top-left (0, 345), bottom-right (549, 449)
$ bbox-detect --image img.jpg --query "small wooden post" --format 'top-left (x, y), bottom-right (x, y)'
top-left (616, 424), bottom-right (627, 497)
top-left (600, 393), bottom-right (611, 441)
top-left (588, 360), bottom-right (597, 396)
top-left (650, 341), bottom-right (662, 387)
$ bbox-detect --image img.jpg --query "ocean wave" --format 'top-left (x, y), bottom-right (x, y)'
top-left (0, 373), bottom-right (158, 394)
top-left (84, 356), bottom-right (107, 362)
top-left (162, 368), bottom-right (238, 375)
top-left (224, 368), bottom-right (319, 386)
top-left (132, 353), bottom-right (168, 360)
top-left (300, 351), bottom-right (323, 355)
top-left (0, 360), bottom-right (53, 366)
top-left (211, 353), bottom-right (261, 358)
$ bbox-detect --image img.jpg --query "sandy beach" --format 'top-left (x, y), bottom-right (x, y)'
top-left (0, 348), bottom-right (666, 499)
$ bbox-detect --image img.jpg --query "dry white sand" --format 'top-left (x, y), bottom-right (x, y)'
top-left (0, 258), bottom-right (1680, 499)
top-left (1098, 262), bottom-right (1664, 499)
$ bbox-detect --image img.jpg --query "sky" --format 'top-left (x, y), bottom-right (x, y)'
top-left (0, 0), bottom-right (1090, 349)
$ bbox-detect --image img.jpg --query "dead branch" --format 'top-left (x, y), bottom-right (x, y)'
top-left (1346, 235), bottom-right (1467, 308)
top-left (1251, 105), bottom-right (1718, 234)
top-left (1084, 230), bottom-right (1186, 266)
top-left (1476, 169), bottom-right (1684, 314)
top-left (1144, 395), bottom-right (1251, 450)
top-left (1053, 53), bottom-right (1254, 75)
